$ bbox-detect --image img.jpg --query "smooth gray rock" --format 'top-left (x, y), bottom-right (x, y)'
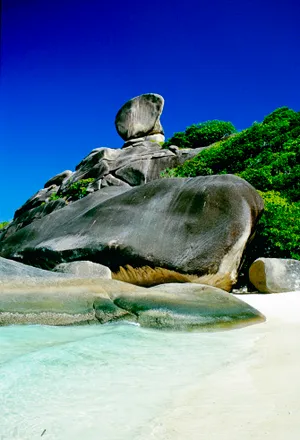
top-left (44, 170), bottom-right (73, 188)
top-left (0, 278), bottom-right (265, 329)
top-left (9, 141), bottom-right (204, 231)
top-left (0, 256), bottom-right (71, 281)
top-left (59, 148), bottom-right (121, 190)
top-left (1, 199), bottom-right (67, 241)
top-left (115, 93), bottom-right (164, 141)
top-left (123, 134), bottom-right (165, 148)
top-left (115, 159), bottom-right (151, 186)
top-left (101, 174), bottom-right (131, 188)
top-left (249, 258), bottom-right (300, 293)
top-left (51, 143), bottom-right (184, 190)
top-left (53, 261), bottom-right (112, 279)
top-left (14, 185), bottom-right (59, 220)
top-left (115, 153), bottom-right (178, 186)
top-left (0, 175), bottom-right (264, 290)
top-left (109, 283), bottom-right (265, 331)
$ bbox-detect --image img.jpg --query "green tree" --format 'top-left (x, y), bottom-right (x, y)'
top-left (164, 120), bottom-right (237, 149)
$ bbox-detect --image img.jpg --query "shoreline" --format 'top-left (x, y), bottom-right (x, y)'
top-left (141, 291), bottom-right (300, 440)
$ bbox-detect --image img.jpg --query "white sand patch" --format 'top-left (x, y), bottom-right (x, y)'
top-left (141, 291), bottom-right (300, 440)
top-left (236, 291), bottom-right (300, 324)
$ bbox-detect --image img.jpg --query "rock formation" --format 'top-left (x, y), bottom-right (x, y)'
top-left (249, 258), bottom-right (300, 293)
top-left (115, 93), bottom-right (165, 145)
top-left (0, 91), bottom-right (270, 333)
top-left (0, 277), bottom-right (265, 330)
top-left (0, 256), bottom-right (71, 280)
top-left (3, 94), bottom-right (205, 235)
top-left (0, 175), bottom-right (264, 291)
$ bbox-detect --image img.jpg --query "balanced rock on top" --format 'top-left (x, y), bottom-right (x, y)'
top-left (115, 93), bottom-right (165, 145)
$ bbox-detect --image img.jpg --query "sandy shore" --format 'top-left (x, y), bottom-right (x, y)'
top-left (144, 291), bottom-right (300, 440)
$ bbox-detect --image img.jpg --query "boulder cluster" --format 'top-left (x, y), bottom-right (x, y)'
top-left (0, 93), bottom-right (298, 330)
top-left (4, 94), bottom-right (204, 237)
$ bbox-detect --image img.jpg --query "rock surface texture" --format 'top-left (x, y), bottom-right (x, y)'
top-left (249, 258), bottom-right (300, 293)
top-left (0, 175), bottom-right (264, 291)
top-left (0, 256), bottom-right (71, 280)
top-left (44, 170), bottom-right (72, 188)
top-left (3, 144), bottom-right (203, 235)
top-left (0, 278), bottom-right (265, 330)
top-left (115, 93), bottom-right (165, 142)
top-left (53, 261), bottom-right (112, 279)
top-left (2, 93), bottom-right (208, 234)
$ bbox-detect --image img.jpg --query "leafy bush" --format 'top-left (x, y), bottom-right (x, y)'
top-left (64, 178), bottom-right (95, 200)
top-left (163, 107), bottom-right (300, 260)
top-left (164, 120), bottom-right (237, 149)
top-left (49, 178), bottom-right (95, 202)
top-left (251, 191), bottom-right (300, 260)
top-left (0, 221), bottom-right (9, 230)
top-left (48, 193), bottom-right (62, 202)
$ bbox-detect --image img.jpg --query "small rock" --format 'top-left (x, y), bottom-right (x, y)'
top-left (101, 174), bottom-right (131, 187)
top-left (53, 261), bottom-right (112, 279)
top-left (249, 258), bottom-right (300, 293)
top-left (44, 170), bottom-right (73, 188)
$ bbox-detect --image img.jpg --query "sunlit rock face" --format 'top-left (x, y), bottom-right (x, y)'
top-left (115, 93), bottom-right (165, 142)
top-left (249, 258), bottom-right (300, 293)
top-left (0, 278), bottom-right (265, 330)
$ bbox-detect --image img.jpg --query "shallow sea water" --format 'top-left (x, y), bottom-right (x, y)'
top-left (0, 322), bottom-right (258, 440)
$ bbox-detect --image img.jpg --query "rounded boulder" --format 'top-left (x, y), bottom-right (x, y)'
top-left (115, 93), bottom-right (164, 141)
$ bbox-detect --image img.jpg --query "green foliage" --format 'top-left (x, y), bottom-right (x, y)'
top-left (162, 107), bottom-right (300, 260)
top-left (0, 221), bottom-right (9, 230)
top-left (164, 120), bottom-right (237, 149)
top-left (252, 192), bottom-right (300, 260)
top-left (66, 178), bottom-right (95, 200)
top-left (48, 193), bottom-right (62, 202)
top-left (165, 107), bottom-right (300, 202)
top-left (49, 178), bottom-right (95, 202)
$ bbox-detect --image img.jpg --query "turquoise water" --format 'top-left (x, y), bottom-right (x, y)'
top-left (0, 323), bottom-right (257, 439)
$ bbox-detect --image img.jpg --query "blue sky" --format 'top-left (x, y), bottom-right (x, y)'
top-left (1, 0), bottom-right (299, 221)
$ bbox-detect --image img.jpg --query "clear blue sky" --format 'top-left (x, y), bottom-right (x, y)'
top-left (1, 0), bottom-right (299, 221)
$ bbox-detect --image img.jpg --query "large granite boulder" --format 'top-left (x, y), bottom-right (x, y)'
top-left (0, 186), bottom-right (130, 242)
top-left (115, 93), bottom-right (164, 142)
top-left (0, 175), bottom-right (264, 290)
top-left (0, 278), bottom-right (265, 329)
top-left (249, 258), bottom-right (300, 293)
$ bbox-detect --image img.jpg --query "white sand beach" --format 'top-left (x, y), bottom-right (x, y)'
top-left (144, 291), bottom-right (300, 440)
